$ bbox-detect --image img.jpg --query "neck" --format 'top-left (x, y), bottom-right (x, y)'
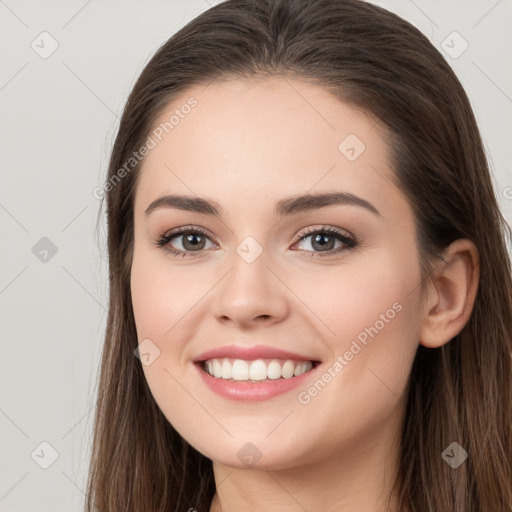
top-left (209, 415), bottom-right (405, 512)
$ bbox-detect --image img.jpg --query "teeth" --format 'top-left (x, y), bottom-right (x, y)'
top-left (282, 360), bottom-right (295, 379)
top-left (203, 358), bottom-right (314, 381)
top-left (267, 360), bottom-right (282, 379)
top-left (221, 359), bottom-right (232, 379)
top-left (249, 360), bottom-right (267, 380)
top-left (213, 360), bottom-right (222, 378)
top-left (232, 359), bottom-right (249, 380)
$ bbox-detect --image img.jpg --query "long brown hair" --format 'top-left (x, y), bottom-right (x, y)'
top-left (86, 0), bottom-right (512, 510)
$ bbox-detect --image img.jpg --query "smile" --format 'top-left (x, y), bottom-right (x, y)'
top-left (195, 357), bottom-right (321, 401)
top-left (202, 357), bottom-right (315, 381)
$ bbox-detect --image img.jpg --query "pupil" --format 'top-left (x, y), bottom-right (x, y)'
top-left (313, 234), bottom-right (334, 251)
top-left (184, 233), bottom-right (204, 250)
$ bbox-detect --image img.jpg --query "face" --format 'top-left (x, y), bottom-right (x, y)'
top-left (130, 77), bottom-right (424, 471)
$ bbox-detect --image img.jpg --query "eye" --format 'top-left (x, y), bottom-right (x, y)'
top-left (154, 224), bottom-right (358, 259)
top-left (292, 225), bottom-right (358, 258)
top-left (154, 225), bottom-right (216, 258)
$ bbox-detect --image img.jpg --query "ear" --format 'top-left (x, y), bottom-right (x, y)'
top-left (420, 239), bottom-right (480, 348)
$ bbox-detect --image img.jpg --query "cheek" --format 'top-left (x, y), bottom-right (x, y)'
top-left (292, 254), bottom-right (421, 438)
top-left (129, 249), bottom-right (189, 390)
top-left (290, 252), bottom-right (418, 352)
top-left (130, 260), bottom-right (167, 340)
top-left (130, 252), bottom-right (211, 445)
top-left (130, 248), bottom-right (203, 341)
top-left (130, 250), bottom-right (217, 416)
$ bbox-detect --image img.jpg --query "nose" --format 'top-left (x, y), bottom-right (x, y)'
top-left (213, 249), bottom-right (290, 329)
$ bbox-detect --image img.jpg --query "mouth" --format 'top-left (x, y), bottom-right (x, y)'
top-left (197, 357), bottom-right (321, 382)
top-left (192, 344), bottom-right (323, 400)
top-left (194, 358), bottom-right (321, 401)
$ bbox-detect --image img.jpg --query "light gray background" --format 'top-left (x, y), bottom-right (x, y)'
top-left (1, 0), bottom-right (511, 510)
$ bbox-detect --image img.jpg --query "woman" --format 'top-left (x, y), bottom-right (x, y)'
top-left (86, 0), bottom-right (512, 510)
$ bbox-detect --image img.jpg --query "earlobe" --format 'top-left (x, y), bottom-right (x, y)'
top-left (419, 239), bottom-right (480, 349)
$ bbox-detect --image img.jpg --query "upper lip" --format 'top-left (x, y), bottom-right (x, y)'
top-left (193, 344), bottom-right (320, 363)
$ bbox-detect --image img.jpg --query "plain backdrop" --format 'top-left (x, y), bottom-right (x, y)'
top-left (0, 0), bottom-right (511, 510)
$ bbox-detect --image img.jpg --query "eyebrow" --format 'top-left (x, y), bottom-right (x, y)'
top-left (144, 191), bottom-right (380, 218)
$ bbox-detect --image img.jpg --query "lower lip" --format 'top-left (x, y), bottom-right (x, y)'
top-left (194, 362), bottom-right (319, 401)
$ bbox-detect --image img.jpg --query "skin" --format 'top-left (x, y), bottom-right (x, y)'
top-left (130, 77), bottom-right (479, 512)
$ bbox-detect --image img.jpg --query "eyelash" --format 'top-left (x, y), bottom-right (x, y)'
top-left (153, 224), bottom-right (358, 259)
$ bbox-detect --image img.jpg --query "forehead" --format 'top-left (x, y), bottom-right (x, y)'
top-left (134, 77), bottom-right (405, 220)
